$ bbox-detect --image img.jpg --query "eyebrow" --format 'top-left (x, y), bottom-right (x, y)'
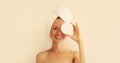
top-left (52, 25), bottom-right (58, 27)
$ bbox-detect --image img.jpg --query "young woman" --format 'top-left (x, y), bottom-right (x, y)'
top-left (36, 17), bottom-right (86, 63)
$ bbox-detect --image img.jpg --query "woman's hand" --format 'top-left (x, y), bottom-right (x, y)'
top-left (67, 22), bottom-right (80, 44)
top-left (67, 22), bottom-right (86, 63)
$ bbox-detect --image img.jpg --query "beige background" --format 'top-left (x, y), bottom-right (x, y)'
top-left (0, 0), bottom-right (120, 63)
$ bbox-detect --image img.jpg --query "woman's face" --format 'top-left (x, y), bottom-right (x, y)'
top-left (50, 18), bottom-right (66, 43)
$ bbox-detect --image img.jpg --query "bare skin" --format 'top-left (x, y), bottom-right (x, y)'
top-left (69, 22), bottom-right (86, 63)
top-left (36, 17), bottom-right (85, 63)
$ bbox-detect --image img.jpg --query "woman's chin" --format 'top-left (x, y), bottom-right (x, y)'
top-left (54, 39), bottom-right (65, 43)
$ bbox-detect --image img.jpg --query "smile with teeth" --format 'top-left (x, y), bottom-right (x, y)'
top-left (55, 36), bottom-right (63, 39)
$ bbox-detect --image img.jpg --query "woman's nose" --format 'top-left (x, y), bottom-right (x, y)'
top-left (57, 29), bottom-right (62, 35)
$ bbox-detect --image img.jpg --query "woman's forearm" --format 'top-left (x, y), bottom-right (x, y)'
top-left (78, 40), bottom-right (86, 63)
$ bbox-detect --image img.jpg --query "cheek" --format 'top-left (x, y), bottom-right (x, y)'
top-left (50, 30), bottom-right (56, 37)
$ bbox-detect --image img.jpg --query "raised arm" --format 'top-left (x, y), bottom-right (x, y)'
top-left (67, 23), bottom-right (86, 63)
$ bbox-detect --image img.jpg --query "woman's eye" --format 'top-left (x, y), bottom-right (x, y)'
top-left (52, 27), bottom-right (57, 30)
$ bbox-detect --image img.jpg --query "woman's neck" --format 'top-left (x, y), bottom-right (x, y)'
top-left (50, 42), bottom-right (69, 53)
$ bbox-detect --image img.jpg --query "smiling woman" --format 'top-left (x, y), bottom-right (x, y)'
top-left (36, 7), bottom-right (86, 63)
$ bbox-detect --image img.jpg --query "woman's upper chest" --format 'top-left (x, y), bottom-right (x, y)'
top-left (44, 52), bottom-right (74, 63)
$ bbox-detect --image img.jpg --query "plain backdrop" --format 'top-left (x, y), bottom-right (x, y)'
top-left (0, 0), bottom-right (120, 63)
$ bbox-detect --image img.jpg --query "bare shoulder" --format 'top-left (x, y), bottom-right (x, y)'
top-left (36, 50), bottom-right (49, 63)
top-left (37, 51), bottom-right (47, 58)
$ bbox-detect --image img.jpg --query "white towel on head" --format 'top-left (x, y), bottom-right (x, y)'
top-left (56, 6), bottom-right (73, 23)
top-left (48, 6), bottom-right (73, 32)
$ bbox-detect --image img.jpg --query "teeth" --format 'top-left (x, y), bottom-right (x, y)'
top-left (56, 36), bottom-right (62, 39)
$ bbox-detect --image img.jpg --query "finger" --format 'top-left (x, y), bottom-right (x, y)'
top-left (71, 22), bottom-right (79, 34)
top-left (75, 23), bottom-right (80, 33)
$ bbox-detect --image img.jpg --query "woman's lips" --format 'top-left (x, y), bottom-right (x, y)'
top-left (55, 36), bottom-right (63, 39)
top-left (55, 35), bottom-right (66, 39)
